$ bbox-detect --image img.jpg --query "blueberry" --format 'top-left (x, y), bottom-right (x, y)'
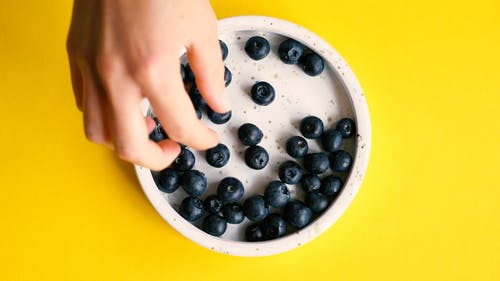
top-left (284, 200), bottom-right (312, 229)
top-left (180, 170), bottom-right (207, 197)
top-left (245, 223), bottom-right (264, 242)
top-left (320, 175), bottom-right (343, 197)
top-left (224, 66), bottom-right (232, 87)
top-left (261, 213), bottom-right (287, 239)
top-left (180, 64), bottom-right (186, 81)
top-left (264, 181), bottom-right (290, 208)
top-left (220, 40), bottom-right (228, 60)
top-left (178, 196), bottom-right (204, 221)
top-left (205, 143), bottom-right (230, 168)
top-left (189, 86), bottom-right (207, 110)
top-left (238, 123), bottom-right (263, 146)
top-left (303, 153), bottom-right (330, 174)
top-left (202, 214), bottom-right (227, 237)
top-left (243, 195), bottom-right (269, 222)
top-left (251, 81), bottom-right (275, 106)
top-left (153, 168), bottom-right (179, 193)
top-left (149, 117), bottom-right (168, 142)
top-left (286, 136), bottom-right (309, 158)
top-left (300, 173), bottom-right (321, 193)
top-left (195, 107), bottom-right (202, 119)
top-left (207, 108), bottom-right (232, 124)
top-left (322, 129), bottom-right (343, 152)
top-left (278, 38), bottom-right (304, 64)
top-left (204, 194), bottom-right (222, 214)
top-left (299, 53), bottom-right (324, 76)
top-left (245, 36), bottom-right (270, 60)
top-left (330, 150), bottom-right (353, 172)
top-left (222, 203), bottom-right (245, 224)
top-left (278, 161), bottom-right (303, 184)
top-left (244, 145), bottom-right (269, 170)
top-left (300, 116), bottom-right (324, 139)
top-left (184, 63), bottom-right (195, 83)
top-left (305, 192), bottom-right (329, 213)
top-left (171, 148), bottom-right (195, 171)
top-left (336, 118), bottom-right (356, 138)
top-left (217, 177), bottom-right (244, 205)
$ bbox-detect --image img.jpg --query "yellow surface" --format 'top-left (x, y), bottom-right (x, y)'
top-left (0, 0), bottom-right (499, 280)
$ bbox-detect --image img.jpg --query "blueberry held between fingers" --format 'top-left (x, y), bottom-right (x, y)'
top-left (320, 175), bottom-right (343, 197)
top-left (153, 168), bottom-right (180, 193)
top-left (217, 177), bottom-right (244, 205)
top-left (207, 108), bottom-right (232, 124)
top-left (238, 123), bottom-right (263, 146)
top-left (243, 195), bottom-right (269, 222)
top-left (244, 145), bottom-right (269, 170)
top-left (205, 143), bottom-right (230, 168)
top-left (178, 196), bottom-right (204, 222)
top-left (245, 36), bottom-right (270, 60)
top-left (189, 86), bottom-right (207, 111)
top-left (171, 148), bottom-right (195, 171)
top-left (222, 203), bottom-right (245, 224)
top-left (202, 214), bottom-right (227, 237)
top-left (204, 194), bottom-right (222, 214)
top-left (321, 129), bottom-right (343, 152)
top-left (183, 63), bottom-right (195, 83)
top-left (301, 173), bottom-right (322, 193)
top-left (336, 118), bottom-right (356, 138)
top-left (245, 223), bottom-right (264, 242)
top-left (180, 170), bottom-right (207, 197)
top-left (180, 64), bottom-right (186, 81)
top-left (278, 38), bottom-right (304, 64)
top-left (220, 40), bottom-right (228, 60)
top-left (261, 213), bottom-right (287, 239)
top-left (224, 66), bottom-right (232, 87)
top-left (284, 200), bottom-right (312, 229)
top-left (300, 116), bottom-right (324, 139)
top-left (149, 117), bottom-right (168, 142)
top-left (305, 192), bottom-right (329, 213)
top-left (299, 53), bottom-right (324, 76)
top-left (251, 81), bottom-right (275, 106)
top-left (330, 150), bottom-right (353, 172)
top-left (286, 136), bottom-right (309, 158)
top-left (303, 153), bottom-right (330, 174)
top-left (264, 180), bottom-right (290, 208)
top-left (278, 161), bottom-right (303, 184)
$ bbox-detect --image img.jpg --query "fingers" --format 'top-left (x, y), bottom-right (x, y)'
top-left (142, 56), bottom-right (219, 150)
top-left (68, 57), bottom-right (83, 111)
top-left (187, 29), bottom-right (230, 113)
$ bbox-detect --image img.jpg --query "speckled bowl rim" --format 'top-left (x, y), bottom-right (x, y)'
top-left (134, 16), bottom-right (371, 257)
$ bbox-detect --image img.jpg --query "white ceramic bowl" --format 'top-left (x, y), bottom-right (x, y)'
top-left (135, 16), bottom-right (371, 256)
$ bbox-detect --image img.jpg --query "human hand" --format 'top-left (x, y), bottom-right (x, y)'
top-left (66, 0), bottom-right (229, 170)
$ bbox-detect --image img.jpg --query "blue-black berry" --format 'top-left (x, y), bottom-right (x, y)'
top-left (264, 180), bottom-right (290, 208)
top-left (207, 108), bottom-right (232, 124)
top-left (336, 118), bottom-right (356, 138)
top-left (204, 194), bottom-right (222, 214)
top-left (303, 153), bottom-right (330, 174)
top-left (245, 223), bottom-right (264, 242)
top-left (243, 195), bottom-right (269, 222)
top-left (180, 170), bottom-right (207, 197)
top-left (305, 192), bottom-right (329, 213)
top-left (217, 177), bottom-right (244, 205)
top-left (202, 214), bottom-right (227, 237)
top-left (205, 143), bottom-right (230, 168)
top-left (222, 203), bottom-right (245, 224)
top-left (278, 161), bottom-right (303, 184)
top-left (245, 36), bottom-right (270, 60)
top-left (189, 86), bottom-right (207, 111)
top-left (183, 63), bottom-right (195, 83)
top-left (224, 66), bottom-right (232, 87)
top-left (261, 213), bottom-right (287, 239)
top-left (220, 40), bottom-right (228, 60)
top-left (149, 117), bottom-right (168, 142)
top-left (322, 129), bottom-right (343, 152)
top-left (300, 116), bottom-right (324, 139)
top-left (171, 148), bottom-right (195, 171)
top-left (330, 150), bottom-right (353, 172)
top-left (284, 200), bottom-right (312, 229)
top-left (299, 53), bottom-right (324, 76)
top-left (238, 123), bottom-right (263, 146)
top-left (320, 176), bottom-right (343, 197)
top-left (251, 81), bottom-right (275, 106)
top-left (278, 38), bottom-right (304, 64)
top-left (286, 136), bottom-right (309, 158)
top-left (178, 196), bottom-right (204, 222)
top-left (300, 173), bottom-right (321, 193)
top-left (244, 145), bottom-right (269, 170)
top-left (153, 168), bottom-right (180, 193)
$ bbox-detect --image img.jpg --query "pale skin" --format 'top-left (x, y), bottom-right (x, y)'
top-left (66, 0), bottom-right (230, 171)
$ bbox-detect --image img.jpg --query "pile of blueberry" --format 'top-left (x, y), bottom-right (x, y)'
top-left (149, 35), bottom-right (356, 241)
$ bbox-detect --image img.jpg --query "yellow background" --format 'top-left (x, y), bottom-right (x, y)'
top-left (0, 0), bottom-right (499, 280)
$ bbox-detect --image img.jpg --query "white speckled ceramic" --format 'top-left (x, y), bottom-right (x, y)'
top-left (135, 16), bottom-right (371, 256)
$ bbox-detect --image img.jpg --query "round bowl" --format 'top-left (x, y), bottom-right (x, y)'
top-left (135, 16), bottom-right (371, 256)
